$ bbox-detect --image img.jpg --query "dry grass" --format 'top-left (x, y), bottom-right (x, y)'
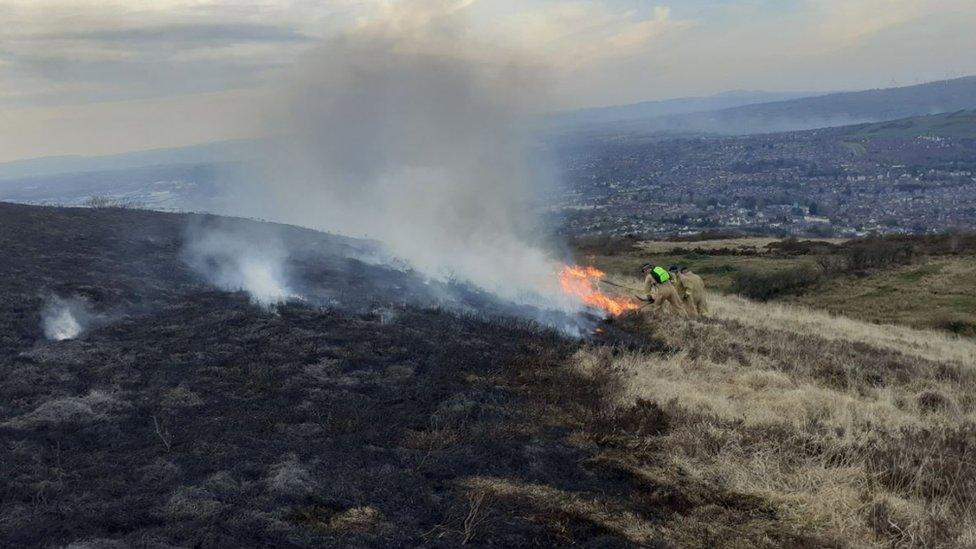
top-left (564, 291), bottom-right (976, 546)
top-left (605, 276), bottom-right (976, 365)
top-left (637, 237), bottom-right (846, 254)
top-left (709, 292), bottom-right (976, 366)
top-left (584, 235), bottom-right (976, 338)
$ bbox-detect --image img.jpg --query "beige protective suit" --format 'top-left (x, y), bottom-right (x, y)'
top-left (643, 275), bottom-right (688, 316)
top-left (671, 271), bottom-right (708, 317)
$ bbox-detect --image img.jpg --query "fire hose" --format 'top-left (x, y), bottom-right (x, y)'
top-left (598, 279), bottom-right (654, 307)
top-left (598, 278), bottom-right (643, 293)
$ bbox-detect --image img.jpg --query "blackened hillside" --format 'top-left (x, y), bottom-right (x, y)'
top-left (0, 202), bottom-right (644, 547)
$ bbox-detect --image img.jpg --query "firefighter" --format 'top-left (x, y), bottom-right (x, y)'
top-left (668, 265), bottom-right (708, 317)
top-left (640, 264), bottom-right (688, 316)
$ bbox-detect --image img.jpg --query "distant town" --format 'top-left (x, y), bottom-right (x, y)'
top-left (553, 125), bottom-right (976, 238)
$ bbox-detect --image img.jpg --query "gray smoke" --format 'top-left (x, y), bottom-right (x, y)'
top-left (181, 218), bottom-right (297, 308)
top-left (41, 296), bottom-right (97, 341)
top-left (226, 3), bottom-right (581, 315)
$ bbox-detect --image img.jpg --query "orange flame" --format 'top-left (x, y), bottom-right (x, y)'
top-left (559, 265), bottom-right (640, 316)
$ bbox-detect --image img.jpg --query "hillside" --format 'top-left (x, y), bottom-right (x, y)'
top-left (584, 75), bottom-right (976, 136)
top-left (840, 109), bottom-right (976, 139)
top-left (577, 234), bottom-right (976, 337)
top-left (2, 203), bottom-right (975, 547)
top-left (0, 162), bottom-right (226, 210)
top-left (0, 202), bottom-right (626, 547)
top-left (548, 89), bottom-right (819, 127)
top-left (0, 139), bottom-right (262, 181)
top-left (583, 291), bottom-right (976, 546)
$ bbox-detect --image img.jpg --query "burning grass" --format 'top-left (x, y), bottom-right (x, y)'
top-left (559, 264), bottom-right (640, 316)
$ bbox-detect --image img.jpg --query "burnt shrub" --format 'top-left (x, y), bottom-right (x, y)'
top-left (731, 264), bottom-right (822, 300)
top-left (867, 424), bottom-right (976, 508)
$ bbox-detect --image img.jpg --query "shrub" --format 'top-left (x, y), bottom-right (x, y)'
top-left (731, 264), bottom-right (822, 300)
top-left (837, 238), bottom-right (919, 271)
top-left (767, 237), bottom-right (838, 256)
top-left (936, 315), bottom-right (976, 337)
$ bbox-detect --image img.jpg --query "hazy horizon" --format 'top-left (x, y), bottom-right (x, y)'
top-left (2, 0), bottom-right (975, 163)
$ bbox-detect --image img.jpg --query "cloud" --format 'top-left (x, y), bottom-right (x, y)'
top-left (0, 2), bottom-right (328, 107)
top-left (0, 1), bottom-right (696, 108)
top-left (32, 22), bottom-right (311, 45)
top-left (493, 3), bottom-right (693, 67)
top-left (2, 0), bottom-right (975, 161)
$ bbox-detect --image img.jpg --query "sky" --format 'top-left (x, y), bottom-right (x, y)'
top-left (1, 0), bottom-right (975, 162)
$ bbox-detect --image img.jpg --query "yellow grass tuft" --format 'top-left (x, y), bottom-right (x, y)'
top-left (568, 291), bottom-right (976, 546)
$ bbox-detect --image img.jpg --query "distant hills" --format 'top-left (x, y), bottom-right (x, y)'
top-left (0, 163), bottom-right (228, 210)
top-left (548, 89), bottom-right (821, 127)
top-left (3, 75), bottom-right (975, 207)
top-left (0, 139), bottom-right (263, 181)
top-left (571, 75), bottom-right (976, 136)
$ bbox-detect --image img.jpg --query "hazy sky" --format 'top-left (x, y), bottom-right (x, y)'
top-left (2, 0), bottom-right (975, 162)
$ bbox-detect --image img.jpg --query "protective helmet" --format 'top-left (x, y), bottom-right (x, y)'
top-left (640, 263), bottom-right (653, 274)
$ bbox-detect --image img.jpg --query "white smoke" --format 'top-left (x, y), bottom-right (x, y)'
top-left (41, 296), bottom-right (93, 341)
top-left (229, 2), bottom-right (580, 314)
top-left (182, 220), bottom-right (297, 307)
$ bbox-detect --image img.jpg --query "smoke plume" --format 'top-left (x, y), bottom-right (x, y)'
top-left (42, 296), bottom-right (96, 341)
top-left (228, 2), bottom-right (579, 315)
top-left (182, 218), bottom-right (296, 307)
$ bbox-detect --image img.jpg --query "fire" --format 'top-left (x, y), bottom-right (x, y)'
top-left (559, 265), bottom-right (640, 316)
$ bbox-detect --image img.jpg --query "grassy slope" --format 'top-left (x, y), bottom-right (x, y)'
top-left (5, 204), bottom-right (976, 547)
top-left (576, 246), bottom-right (814, 294)
top-left (787, 257), bottom-right (976, 335)
top-left (576, 237), bottom-right (976, 336)
top-left (567, 291), bottom-right (976, 546)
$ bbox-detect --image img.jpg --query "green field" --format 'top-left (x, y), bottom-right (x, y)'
top-left (574, 236), bottom-right (976, 336)
top-left (786, 257), bottom-right (976, 336)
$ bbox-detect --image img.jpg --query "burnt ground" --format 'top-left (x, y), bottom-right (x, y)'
top-left (0, 202), bottom-right (657, 547)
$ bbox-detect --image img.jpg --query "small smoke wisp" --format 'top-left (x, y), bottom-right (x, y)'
top-left (41, 296), bottom-right (94, 341)
top-left (228, 2), bottom-right (585, 319)
top-left (182, 219), bottom-right (297, 307)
